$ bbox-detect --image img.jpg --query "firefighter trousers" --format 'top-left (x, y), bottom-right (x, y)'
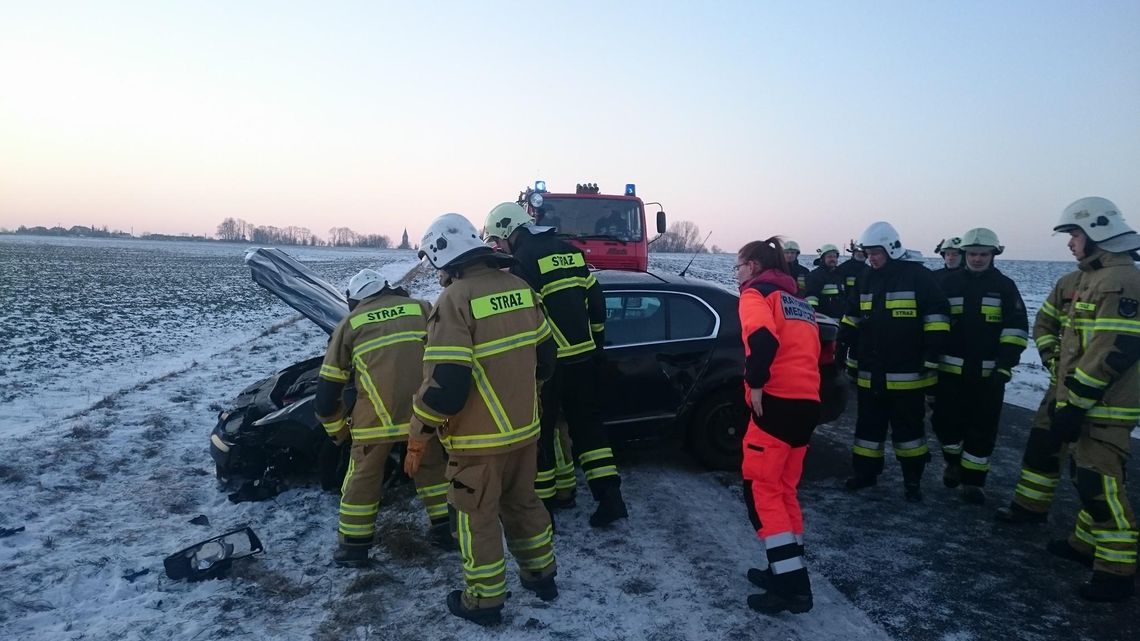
top-left (1009, 386), bottom-right (1068, 514)
top-left (448, 441), bottom-right (556, 609)
top-left (537, 358), bottom-right (620, 501)
top-left (338, 438), bottom-right (448, 546)
top-left (1067, 430), bottom-right (1137, 577)
top-left (852, 389), bottom-right (929, 483)
top-left (931, 375), bottom-right (1005, 487)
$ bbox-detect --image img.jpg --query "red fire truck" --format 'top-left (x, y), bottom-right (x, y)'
top-left (516, 181), bottom-right (666, 272)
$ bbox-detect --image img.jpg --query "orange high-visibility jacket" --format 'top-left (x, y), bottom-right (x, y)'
top-left (739, 270), bottom-right (821, 402)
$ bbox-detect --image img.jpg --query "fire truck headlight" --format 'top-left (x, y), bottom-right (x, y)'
top-left (529, 192), bottom-right (544, 208)
top-left (535, 180), bottom-right (547, 193)
top-left (625, 183), bottom-right (636, 196)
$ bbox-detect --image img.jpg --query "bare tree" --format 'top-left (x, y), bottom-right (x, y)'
top-left (652, 220), bottom-right (707, 253)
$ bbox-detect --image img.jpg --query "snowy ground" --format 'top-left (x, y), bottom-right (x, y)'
top-left (0, 236), bottom-right (1134, 640)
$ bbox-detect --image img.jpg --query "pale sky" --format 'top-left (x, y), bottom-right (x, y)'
top-left (1, 1), bottom-right (1137, 260)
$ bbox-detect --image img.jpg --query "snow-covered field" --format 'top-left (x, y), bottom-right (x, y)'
top-left (0, 236), bottom-right (1116, 640)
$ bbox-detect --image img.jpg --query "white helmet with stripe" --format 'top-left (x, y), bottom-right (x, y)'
top-left (858, 221), bottom-right (906, 259)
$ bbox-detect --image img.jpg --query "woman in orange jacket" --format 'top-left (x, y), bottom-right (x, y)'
top-left (735, 237), bottom-right (821, 615)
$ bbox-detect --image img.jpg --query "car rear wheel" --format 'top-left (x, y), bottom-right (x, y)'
top-left (687, 387), bottom-right (748, 470)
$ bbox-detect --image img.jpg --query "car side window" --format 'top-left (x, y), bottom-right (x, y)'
top-left (667, 294), bottom-right (716, 340)
top-left (604, 294), bottom-right (666, 346)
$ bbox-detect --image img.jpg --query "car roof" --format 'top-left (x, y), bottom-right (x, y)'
top-left (595, 269), bottom-right (731, 291)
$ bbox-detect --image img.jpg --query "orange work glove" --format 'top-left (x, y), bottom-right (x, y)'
top-left (404, 438), bottom-right (426, 476)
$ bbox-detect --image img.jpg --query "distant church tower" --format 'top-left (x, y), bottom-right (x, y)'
top-left (398, 228), bottom-right (412, 250)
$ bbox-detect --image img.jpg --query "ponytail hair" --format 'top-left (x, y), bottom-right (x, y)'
top-left (738, 236), bottom-right (791, 275)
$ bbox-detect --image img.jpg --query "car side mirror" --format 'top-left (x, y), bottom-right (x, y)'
top-left (656, 210), bottom-right (666, 234)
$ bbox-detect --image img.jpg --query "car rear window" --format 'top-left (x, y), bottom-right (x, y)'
top-left (603, 292), bottom-right (716, 346)
top-left (668, 294), bottom-right (716, 340)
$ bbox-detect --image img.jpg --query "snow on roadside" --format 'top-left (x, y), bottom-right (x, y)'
top-left (0, 298), bottom-right (892, 641)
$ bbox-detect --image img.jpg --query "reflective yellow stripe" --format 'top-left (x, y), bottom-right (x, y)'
top-left (1105, 476), bottom-right (1130, 531)
top-left (1040, 301), bottom-right (1059, 318)
top-left (590, 322), bottom-right (605, 333)
top-left (319, 364), bottom-right (350, 382)
top-left (541, 275), bottom-right (596, 298)
top-left (416, 483), bottom-right (450, 498)
top-left (578, 448), bottom-right (614, 464)
top-left (355, 359), bottom-right (395, 427)
top-left (885, 299), bottom-right (917, 309)
top-left (852, 446), bottom-right (885, 458)
top-left (349, 304), bottom-right (423, 329)
top-left (1035, 334), bottom-right (1058, 349)
top-left (470, 288), bottom-right (535, 319)
top-left (426, 504), bottom-right (448, 518)
top-left (423, 345), bottom-right (473, 364)
top-left (464, 559), bottom-right (507, 580)
top-left (413, 403), bottom-right (448, 426)
top-left (1092, 529), bottom-right (1139, 544)
top-left (1074, 367), bottom-right (1108, 390)
top-left (509, 525), bottom-right (553, 551)
top-left (516, 550), bottom-right (555, 571)
top-left (1015, 485), bottom-right (1053, 501)
top-left (352, 330), bottom-right (426, 358)
top-left (1085, 405), bottom-right (1140, 422)
top-left (338, 522), bottom-right (375, 536)
top-left (1094, 549), bottom-right (1137, 564)
top-left (1094, 318), bottom-right (1140, 333)
top-left (1000, 335), bottom-right (1029, 347)
top-left (806, 296), bottom-right (820, 307)
top-left (1021, 469), bottom-right (1059, 488)
top-left (443, 421), bottom-right (541, 450)
top-left (339, 502), bottom-right (379, 517)
top-left (322, 417), bottom-right (347, 435)
top-left (841, 315), bottom-right (860, 327)
top-left (472, 328), bottom-right (547, 359)
top-left (1074, 301), bottom-right (1096, 312)
top-left (537, 252), bottom-right (585, 274)
top-left (584, 465), bottom-right (619, 480)
top-left (351, 423), bottom-right (410, 440)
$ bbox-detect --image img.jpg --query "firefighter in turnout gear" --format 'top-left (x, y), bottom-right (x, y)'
top-left (405, 213), bottom-right (560, 624)
top-left (313, 269), bottom-right (450, 567)
top-left (930, 229), bottom-right (1028, 504)
top-left (804, 244), bottom-right (846, 319)
top-left (995, 271), bottom-right (1081, 524)
top-left (735, 238), bottom-right (822, 615)
top-left (1038, 197), bottom-right (1140, 602)
top-left (835, 240), bottom-right (868, 292)
top-left (932, 236), bottom-right (964, 285)
top-left (783, 241), bottom-right (810, 296)
top-left (840, 222), bottom-right (950, 502)
top-left (483, 203), bottom-right (628, 527)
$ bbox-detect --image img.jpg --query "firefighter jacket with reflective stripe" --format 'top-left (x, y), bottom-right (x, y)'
top-left (932, 266), bottom-right (963, 288)
top-left (509, 229), bottom-right (605, 362)
top-left (1054, 250), bottom-right (1140, 428)
top-left (317, 292), bottom-right (432, 443)
top-left (1034, 271), bottom-right (1081, 380)
top-left (739, 270), bottom-right (821, 402)
top-left (412, 263), bottom-right (554, 453)
top-left (835, 258), bottom-right (867, 291)
top-left (788, 261), bottom-right (810, 296)
top-left (839, 259), bottom-right (949, 392)
top-left (804, 266), bottom-right (846, 319)
top-left (938, 266), bottom-right (1028, 379)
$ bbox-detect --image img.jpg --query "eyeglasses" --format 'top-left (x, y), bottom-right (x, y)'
top-left (733, 262), bottom-right (750, 272)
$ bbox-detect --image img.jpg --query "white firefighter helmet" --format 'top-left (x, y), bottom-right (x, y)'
top-left (1055, 197), bottom-right (1140, 252)
top-left (419, 213), bottom-right (503, 269)
top-left (784, 240), bottom-right (801, 253)
top-left (483, 202), bottom-right (534, 241)
top-left (960, 228), bottom-right (1004, 255)
top-left (346, 269), bottom-right (386, 301)
top-left (935, 236), bottom-right (963, 255)
top-left (859, 221), bottom-right (906, 259)
top-left (816, 243), bottom-right (840, 256)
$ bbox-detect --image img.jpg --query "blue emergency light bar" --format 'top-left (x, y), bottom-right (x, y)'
top-left (625, 183), bottom-right (636, 196)
top-left (535, 180), bottom-right (547, 193)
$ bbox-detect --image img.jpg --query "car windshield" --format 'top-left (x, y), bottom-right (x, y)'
top-left (536, 197), bottom-right (643, 242)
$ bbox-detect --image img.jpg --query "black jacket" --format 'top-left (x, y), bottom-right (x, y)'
top-left (939, 266), bottom-right (1028, 379)
top-left (509, 229), bottom-right (606, 362)
top-left (840, 259), bottom-right (950, 392)
top-left (788, 261), bottom-right (810, 296)
top-left (932, 266), bottom-right (964, 289)
top-left (804, 266), bottom-right (846, 319)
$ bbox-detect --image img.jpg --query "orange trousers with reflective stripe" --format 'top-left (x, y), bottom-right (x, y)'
top-left (741, 422), bottom-right (806, 539)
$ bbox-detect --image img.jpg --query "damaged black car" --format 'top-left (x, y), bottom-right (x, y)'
top-left (210, 248), bottom-right (847, 499)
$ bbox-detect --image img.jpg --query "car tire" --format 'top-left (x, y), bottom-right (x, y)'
top-left (687, 387), bottom-right (748, 471)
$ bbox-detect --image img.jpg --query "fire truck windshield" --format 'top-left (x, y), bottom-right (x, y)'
top-left (535, 197), bottom-right (643, 242)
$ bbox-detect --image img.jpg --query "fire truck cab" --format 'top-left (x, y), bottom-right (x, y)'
top-left (517, 181), bottom-right (666, 272)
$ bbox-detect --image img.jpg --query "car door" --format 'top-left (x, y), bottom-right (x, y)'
top-left (600, 289), bottom-right (720, 429)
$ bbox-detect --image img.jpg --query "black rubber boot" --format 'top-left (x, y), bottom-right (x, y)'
top-left (960, 485), bottom-right (986, 505)
top-left (1078, 571), bottom-right (1136, 602)
top-left (545, 492), bottom-right (577, 511)
top-left (904, 482), bottom-right (923, 503)
top-left (844, 475), bottom-right (878, 492)
top-left (1046, 539), bottom-right (1094, 568)
top-left (995, 503), bottom-right (1047, 525)
top-left (427, 522), bottom-right (457, 551)
top-left (748, 569), bottom-right (813, 614)
top-left (747, 567), bottom-right (771, 590)
top-left (589, 486), bottom-right (628, 528)
top-left (446, 590), bottom-right (503, 626)
top-left (943, 463), bottom-right (961, 488)
top-left (333, 545), bottom-right (372, 568)
top-left (521, 573), bottom-right (559, 602)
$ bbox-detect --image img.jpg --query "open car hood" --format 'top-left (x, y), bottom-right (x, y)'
top-left (245, 247), bottom-right (347, 335)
